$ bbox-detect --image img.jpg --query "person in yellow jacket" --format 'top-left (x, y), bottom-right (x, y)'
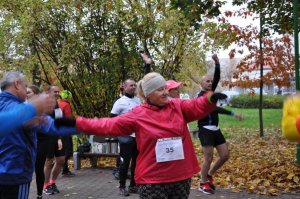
top-left (282, 94), bottom-right (300, 143)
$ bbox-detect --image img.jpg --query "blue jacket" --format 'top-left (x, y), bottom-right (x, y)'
top-left (0, 91), bottom-right (77, 185)
top-left (0, 103), bottom-right (37, 137)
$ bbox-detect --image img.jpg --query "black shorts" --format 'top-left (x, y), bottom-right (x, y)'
top-left (198, 127), bottom-right (226, 147)
top-left (62, 136), bottom-right (73, 157)
top-left (46, 136), bottom-right (65, 158)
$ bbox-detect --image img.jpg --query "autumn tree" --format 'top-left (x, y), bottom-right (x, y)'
top-left (232, 0), bottom-right (299, 34)
top-left (216, 8), bottom-right (294, 91)
top-left (0, 0), bottom-right (227, 116)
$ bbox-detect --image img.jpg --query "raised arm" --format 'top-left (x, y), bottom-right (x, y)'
top-left (53, 114), bottom-right (136, 137)
top-left (181, 92), bottom-right (227, 122)
top-left (211, 54), bottom-right (220, 92)
top-left (141, 53), bottom-right (152, 75)
top-left (76, 114), bottom-right (136, 136)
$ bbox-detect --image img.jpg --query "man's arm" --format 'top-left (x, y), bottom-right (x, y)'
top-left (211, 54), bottom-right (220, 92)
top-left (0, 104), bottom-right (36, 137)
top-left (0, 94), bottom-right (55, 138)
top-left (110, 99), bottom-right (121, 117)
top-left (215, 107), bottom-right (244, 120)
top-left (141, 53), bottom-right (152, 75)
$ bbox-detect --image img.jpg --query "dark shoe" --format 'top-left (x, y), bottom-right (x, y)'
top-left (49, 183), bottom-right (60, 194)
top-left (198, 182), bottom-right (214, 194)
top-left (62, 171), bottom-right (75, 177)
top-left (112, 167), bottom-right (119, 175)
top-left (119, 187), bottom-right (130, 196)
top-left (37, 195), bottom-right (43, 199)
top-left (43, 186), bottom-right (54, 195)
top-left (128, 186), bottom-right (138, 194)
top-left (113, 169), bottom-right (120, 180)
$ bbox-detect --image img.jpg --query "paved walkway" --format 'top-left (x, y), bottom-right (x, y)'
top-left (29, 168), bottom-right (300, 199)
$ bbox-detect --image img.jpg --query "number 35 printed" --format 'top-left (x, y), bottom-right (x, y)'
top-left (166, 147), bottom-right (174, 153)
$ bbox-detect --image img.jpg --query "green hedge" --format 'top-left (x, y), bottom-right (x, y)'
top-left (230, 94), bottom-right (285, 109)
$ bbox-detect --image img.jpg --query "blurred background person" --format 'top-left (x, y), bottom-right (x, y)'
top-left (58, 90), bottom-right (76, 177)
top-left (166, 80), bottom-right (182, 99)
top-left (27, 85), bottom-right (51, 199)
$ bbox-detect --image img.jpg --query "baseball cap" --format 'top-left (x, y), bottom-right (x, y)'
top-left (166, 80), bottom-right (182, 91)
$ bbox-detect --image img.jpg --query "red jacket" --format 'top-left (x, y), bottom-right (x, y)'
top-left (76, 95), bottom-right (215, 184)
top-left (58, 99), bottom-right (73, 118)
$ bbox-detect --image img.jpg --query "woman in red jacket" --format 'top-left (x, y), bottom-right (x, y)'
top-left (56, 72), bottom-right (226, 199)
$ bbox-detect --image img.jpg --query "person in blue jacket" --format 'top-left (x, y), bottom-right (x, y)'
top-left (0, 71), bottom-right (78, 199)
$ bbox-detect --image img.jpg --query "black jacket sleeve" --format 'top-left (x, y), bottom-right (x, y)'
top-left (144, 63), bottom-right (151, 75)
top-left (212, 63), bottom-right (220, 92)
top-left (215, 107), bottom-right (233, 115)
top-left (110, 113), bottom-right (118, 118)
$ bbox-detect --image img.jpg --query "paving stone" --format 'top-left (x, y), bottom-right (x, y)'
top-left (29, 168), bottom-right (300, 199)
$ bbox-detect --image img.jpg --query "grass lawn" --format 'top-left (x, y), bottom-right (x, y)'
top-left (189, 107), bottom-right (282, 138)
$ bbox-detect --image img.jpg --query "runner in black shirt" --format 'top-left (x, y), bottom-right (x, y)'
top-left (197, 54), bottom-right (244, 194)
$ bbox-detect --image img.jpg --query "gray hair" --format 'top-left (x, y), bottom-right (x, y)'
top-left (0, 71), bottom-right (25, 90)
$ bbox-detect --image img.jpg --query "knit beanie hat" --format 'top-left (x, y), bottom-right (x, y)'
top-left (61, 90), bottom-right (72, 100)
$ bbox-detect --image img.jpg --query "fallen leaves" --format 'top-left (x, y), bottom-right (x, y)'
top-left (192, 128), bottom-right (300, 196)
top-left (72, 128), bottom-right (299, 196)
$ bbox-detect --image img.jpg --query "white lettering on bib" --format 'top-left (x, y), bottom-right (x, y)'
top-left (155, 137), bottom-right (184, 163)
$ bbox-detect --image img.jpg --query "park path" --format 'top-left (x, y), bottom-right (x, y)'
top-left (29, 168), bottom-right (300, 199)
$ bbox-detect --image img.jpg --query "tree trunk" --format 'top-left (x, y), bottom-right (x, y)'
top-left (259, 13), bottom-right (264, 137)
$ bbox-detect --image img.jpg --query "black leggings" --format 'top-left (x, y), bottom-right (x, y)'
top-left (119, 137), bottom-right (138, 188)
top-left (35, 138), bottom-right (50, 196)
top-left (62, 136), bottom-right (73, 173)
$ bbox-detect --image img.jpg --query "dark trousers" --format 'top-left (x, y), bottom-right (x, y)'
top-left (0, 183), bottom-right (30, 199)
top-left (119, 136), bottom-right (138, 188)
top-left (62, 136), bottom-right (73, 173)
top-left (35, 138), bottom-right (50, 196)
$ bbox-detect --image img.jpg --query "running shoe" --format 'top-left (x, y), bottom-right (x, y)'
top-left (49, 183), bottom-right (60, 194)
top-left (119, 187), bottom-right (130, 196)
top-left (43, 186), bottom-right (54, 195)
top-left (198, 182), bottom-right (214, 194)
top-left (207, 176), bottom-right (216, 190)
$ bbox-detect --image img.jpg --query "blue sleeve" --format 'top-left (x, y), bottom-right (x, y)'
top-left (38, 116), bottom-right (78, 136)
top-left (0, 104), bottom-right (36, 138)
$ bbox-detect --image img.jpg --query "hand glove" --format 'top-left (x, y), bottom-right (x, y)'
top-left (54, 117), bottom-right (76, 127)
top-left (209, 92), bottom-right (227, 104)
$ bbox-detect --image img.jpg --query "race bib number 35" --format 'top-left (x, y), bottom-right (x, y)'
top-left (155, 137), bottom-right (184, 163)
